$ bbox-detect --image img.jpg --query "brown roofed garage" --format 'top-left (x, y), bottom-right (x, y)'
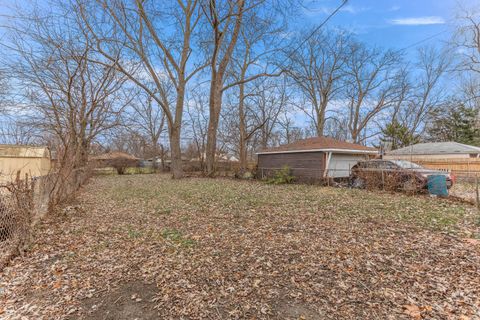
top-left (257, 137), bottom-right (378, 182)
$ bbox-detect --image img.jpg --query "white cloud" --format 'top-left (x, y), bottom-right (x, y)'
top-left (305, 5), bottom-right (332, 16)
top-left (389, 16), bottom-right (445, 26)
top-left (388, 5), bottom-right (401, 12)
top-left (340, 5), bottom-right (369, 14)
top-left (305, 4), bottom-right (369, 16)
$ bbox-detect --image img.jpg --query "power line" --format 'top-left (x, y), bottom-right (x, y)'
top-left (274, 0), bottom-right (349, 73)
top-left (397, 29), bottom-right (449, 53)
top-left (279, 1), bottom-right (448, 65)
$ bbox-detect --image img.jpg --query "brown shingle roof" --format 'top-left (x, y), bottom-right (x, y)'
top-left (258, 137), bottom-right (378, 154)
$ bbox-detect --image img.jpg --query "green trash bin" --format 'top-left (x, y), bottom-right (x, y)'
top-left (427, 175), bottom-right (448, 197)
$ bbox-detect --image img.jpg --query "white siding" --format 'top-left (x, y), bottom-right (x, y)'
top-left (327, 154), bottom-right (369, 178)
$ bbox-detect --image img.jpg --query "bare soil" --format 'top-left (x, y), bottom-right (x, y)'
top-left (74, 281), bottom-right (158, 320)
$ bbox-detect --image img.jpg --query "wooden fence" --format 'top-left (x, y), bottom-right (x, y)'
top-left (411, 158), bottom-right (480, 177)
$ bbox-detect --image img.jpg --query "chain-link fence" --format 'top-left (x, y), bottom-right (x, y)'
top-left (257, 167), bottom-right (351, 185)
top-left (0, 174), bottom-right (35, 269)
top-left (0, 167), bottom-right (91, 270)
top-left (258, 165), bottom-right (452, 192)
top-left (397, 158), bottom-right (480, 203)
top-left (449, 175), bottom-right (480, 205)
top-left (259, 164), bottom-right (480, 203)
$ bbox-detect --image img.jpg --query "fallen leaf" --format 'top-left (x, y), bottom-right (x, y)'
top-left (404, 304), bottom-right (421, 319)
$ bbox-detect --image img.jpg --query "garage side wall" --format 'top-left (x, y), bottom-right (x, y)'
top-left (257, 152), bottom-right (324, 182)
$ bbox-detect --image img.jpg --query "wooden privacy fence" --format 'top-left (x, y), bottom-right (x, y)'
top-left (412, 158), bottom-right (480, 176)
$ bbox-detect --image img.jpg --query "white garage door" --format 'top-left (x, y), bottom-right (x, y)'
top-left (327, 154), bottom-right (367, 178)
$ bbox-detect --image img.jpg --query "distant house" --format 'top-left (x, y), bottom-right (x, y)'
top-left (0, 145), bottom-right (51, 183)
top-left (384, 142), bottom-right (480, 160)
top-left (91, 151), bottom-right (139, 165)
top-left (384, 142), bottom-right (480, 176)
top-left (257, 137), bottom-right (378, 181)
top-left (190, 152), bottom-right (239, 163)
top-left (90, 151), bottom-right (140, 174)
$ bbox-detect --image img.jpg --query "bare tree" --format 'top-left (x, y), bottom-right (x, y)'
top-left (105, 128), bottom-right (149, 157)
top-left (460, 75), bottom-right (480, 111)
top-left (7, 9), bottom-right (128, 168)
top-left (277, 109), bottom-right (304, 144)
top-left (454, 6), bottom-right (480, 74)
top-left (75, 0), bottom-right (205, 178)
top-left (186, 87), bottom-right (209, 169)
top-left (226, 9), bottom-right (284, 172)
top-left (286, 28), bottom-right (350, 136)
top-left (323, 116), bottom-right (349, 140)
top-left (201, 0), bottom-right (291, 175)
top-left (250, 78), bottom-right (287, 149)
top-left (201, 0), bottom-right (247, 175)
top-left (217, 76), bottom-right (287, 167)
top-left (452, 8), bottom-right (480, 117)
top-left (0, 120), bottom-right (38, 145)
top-left (126, 91), bottom-right (167, 167)
top-left (343, 42), bottom-right (403, 143)
top-left (0, 68), bottom-right (8, 115)
top-left (397, 46), bottom-right (449, 135)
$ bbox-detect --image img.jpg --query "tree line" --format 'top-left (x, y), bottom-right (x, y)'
top-left (0, 1), bottom-right (479, 178)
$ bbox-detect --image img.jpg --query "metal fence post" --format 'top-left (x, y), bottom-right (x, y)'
top-left (476, 174), bottom-right (479, 212)
top-left (381, 169), bottom-right (385, 190)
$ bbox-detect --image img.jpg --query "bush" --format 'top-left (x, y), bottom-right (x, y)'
top-left (106, 158), bottom-right (139, 175)
top-left (267, 165), bottom-right (295, 184)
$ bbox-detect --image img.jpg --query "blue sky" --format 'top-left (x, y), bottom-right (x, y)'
top-left (301, 0), bottom-right (477, 55)
top-left (0, 0), bottom-right (476, 56)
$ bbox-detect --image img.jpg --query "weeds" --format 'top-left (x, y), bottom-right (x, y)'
top-left (127, 226), bottom-right (142, 239)
top-left (266, 165), bottom-right (295, 184)
top-left (161, 228), bottom-right (195, 248)
top-left (155, 207), bottom-right (172, 215)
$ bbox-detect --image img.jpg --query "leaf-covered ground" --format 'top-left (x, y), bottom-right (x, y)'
top-left (1, 174), bottom-right (480, 319)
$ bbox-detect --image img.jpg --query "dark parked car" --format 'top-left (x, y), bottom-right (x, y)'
top-left (350, 159), bottom-right (454, 191)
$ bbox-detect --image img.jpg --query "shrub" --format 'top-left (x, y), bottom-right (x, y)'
top-left (107, 158), bottom-right (139, 175)
top-left (267, 165), bottom-right (295, 184)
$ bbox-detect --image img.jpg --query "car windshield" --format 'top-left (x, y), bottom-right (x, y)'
top-left (390, 160), bottom-right (424, 169)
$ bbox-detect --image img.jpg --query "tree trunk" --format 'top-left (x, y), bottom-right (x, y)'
top-left (205, 76), bottom-right (223, 176)
top-left (316, 100), bottom-right (327, 137)
top-left (77, 139), bottom-right (90, 168)
top-left (239, 132), bottom-right (247, 173)
top-left (351, 129), bottom-right (359, 143)
top-left (204, 0), bottom-right (245, 176)
top-left (169, 79), bottom-right (186, 179)
top-left (68, 136), bottom-right (89, 169)
top-left (159, 144), bottom-right (165, 171)
top-left (169, 125), bottom-right (183, 179)
top-left (316, 119), bottom-right (325, 137)
top-left (238, 82), bottom-right (247, 173)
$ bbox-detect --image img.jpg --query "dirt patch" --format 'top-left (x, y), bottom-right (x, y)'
top-left (74, 280), bottom-right (158, 320)
top-left (275, 298), bottom-right (324, 319)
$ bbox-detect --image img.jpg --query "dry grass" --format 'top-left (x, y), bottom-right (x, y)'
top-left (1, 174), bottom-right (479, 319)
